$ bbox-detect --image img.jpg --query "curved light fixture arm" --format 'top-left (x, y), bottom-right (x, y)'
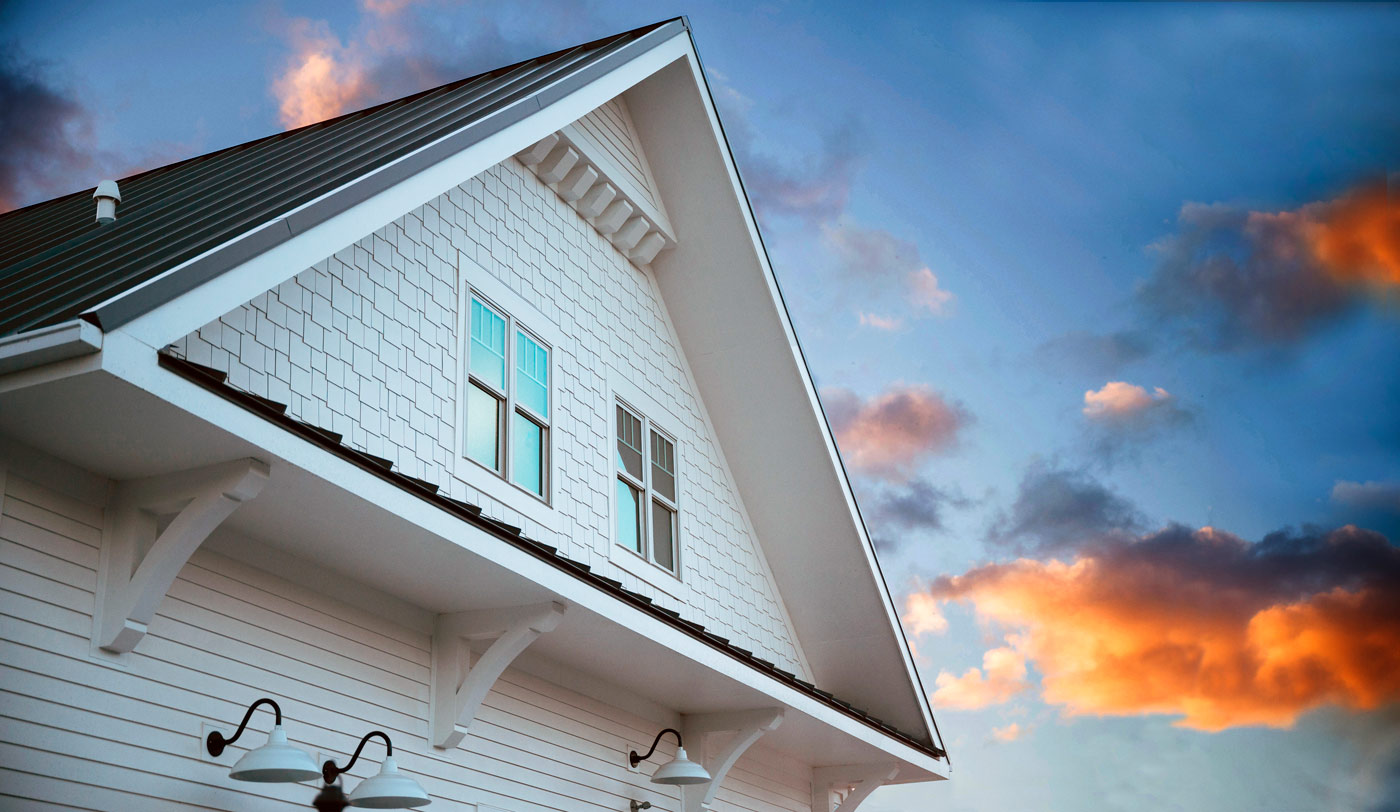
top-left (323, 730), bottom-right (394, 784)
top-left (207, 697), bottom-right (283, 757)
top-left (630, 728), bottom-right (684, 767)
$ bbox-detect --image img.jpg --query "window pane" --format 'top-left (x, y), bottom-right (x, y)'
top-left (650, 431), bottom-right (676, 502)
top-left (466, 382), bottom-right (501, 469)
top-left (652, 501), bottom-right (675, 571)
top-left (470, 297), bottom-right (506, 391)
top-left (515, 330), bottom-right (549, 418)
top-left (616, 479), bottom-right (642, 553)
top-left (616, 405), bottom-right (643, 480)
top-left (512, 412), bottom-right (544, 496)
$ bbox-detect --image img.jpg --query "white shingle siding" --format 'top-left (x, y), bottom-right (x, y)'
top-left (0, 447), bottom-right (814, 811)
top-left (168, 154), bottom-right (807, 676)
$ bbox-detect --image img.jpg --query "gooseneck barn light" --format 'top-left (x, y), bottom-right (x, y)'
top-left (206, 698), bottom-right (322, 783)
top-left (629, 728), bottom-right (711, 786)
top-left (322, 730), bottom-right (431, 808)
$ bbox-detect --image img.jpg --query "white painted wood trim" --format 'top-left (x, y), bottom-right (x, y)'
top-left (0, 319), bottom-right (102, 376)
top-left (681, 708), bottom-right (784, 812)
top-left (430, 601), bottom-right (566, 749)
top-left (812, 763), bottom-right (900, 812)
top-left (93, 458), bottom-right (269, 654)
top-left (659, 45), bottom-right (936, 739)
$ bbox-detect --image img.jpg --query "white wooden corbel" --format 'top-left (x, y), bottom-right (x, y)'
top-left (430, 601), bottom-right (566, 749)
top-left (811, 763), bottom-right (900, 812)
top-left (94, 458), bottom-right (270, 654)
top-left (678, 708), bottom-right (785, 812)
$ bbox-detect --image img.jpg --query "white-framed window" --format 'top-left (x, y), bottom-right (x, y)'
top-left (463, 291), bottom-right (551, 501)
top-left (615, 400), bottom-right (679, 572)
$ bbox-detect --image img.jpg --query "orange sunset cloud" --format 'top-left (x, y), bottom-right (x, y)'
top-left (1257, 182), bottom-right (1399, 289)
top-left (908, 525), bottom-right (1400, 730)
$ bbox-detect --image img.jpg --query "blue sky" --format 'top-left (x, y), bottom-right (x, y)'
top-left (3, 1), bottom-right (1398, 810)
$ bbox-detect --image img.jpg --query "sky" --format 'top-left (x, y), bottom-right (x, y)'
top-left (3, 1), bottom-right (1399, 810)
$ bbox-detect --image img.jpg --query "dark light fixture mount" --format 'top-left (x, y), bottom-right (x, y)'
top-left (206, 697), bottom-right (321, 783)
top-left (629, 728), bottom-right (711, 785)
top-left (322, 730), bottom-right (431, 808)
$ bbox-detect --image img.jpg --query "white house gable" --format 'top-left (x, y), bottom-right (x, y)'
top-left (167, 130), bottom-right (811, 679)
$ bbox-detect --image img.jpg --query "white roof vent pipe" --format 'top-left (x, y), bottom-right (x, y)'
top-left (93, 180), bottom-right (121, 224)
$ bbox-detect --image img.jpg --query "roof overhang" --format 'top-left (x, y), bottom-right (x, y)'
top-left (0, 330), bottom-right (945, 781)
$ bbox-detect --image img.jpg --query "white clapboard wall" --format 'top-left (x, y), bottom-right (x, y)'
top-left (0, 443), bottom-right (812, 811)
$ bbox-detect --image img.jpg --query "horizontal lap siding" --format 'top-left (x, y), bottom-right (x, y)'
top-left (0, 458), bottom-right (811, 811)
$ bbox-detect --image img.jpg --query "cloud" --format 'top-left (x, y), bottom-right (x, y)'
top-left (858, 476), bottom-right (971, 550)
top-left (0, 48), bottom-right (202, 212)
top-left (823, 224), bottom-right (955, 317)
top-left (273, 17), bottom-right (374, 129)
top-left (987, 461), bottom-right (1142, 554)
top-left (1083, 381), bottom-right (1171, 419)
top-left (0, 51), bottom-right (92, 211)
top-left (910, 523), bottom-right (1400, 730)
top-left (709, 76), bottom-right (860, 228)
top-left (1141, 183), bottom-right (1400, 350)
top-left (1333, 481), bottom-right (1400, 514)
top-left (1034, 330), bottom-right (1153, 376)
top-left (824, 222), bottom-right (921, 276)
top-left (1081, 381), bottom-right (1193, 463)
top-left (909, 267), bottom-right (954, 315)
top-left (931, 644), bottom-right (1030, 710)
top-left (858, 311), bottom-right (904, 331)
top-left (991, 722), bottom-right (1026, 743)
top-left (270, 1), bottom-right (602, 129)
top-left (903, 591), bottom-right (948, 636)
top-left (824, 385), bottom-right (973, 480)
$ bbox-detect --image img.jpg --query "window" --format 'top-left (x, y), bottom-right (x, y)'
top-left (464, 293), bottom-right (550, 500)
top-left (615, 402), bottom-right (678, 572)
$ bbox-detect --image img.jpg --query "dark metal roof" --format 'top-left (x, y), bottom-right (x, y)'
top-left (0, 18), bottom-right (684, 338)
top-left (156, 349), bottom-right (946, 761)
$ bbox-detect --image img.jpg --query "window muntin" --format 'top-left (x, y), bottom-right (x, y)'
top-left (465, 293), bottom-right (550, 500)
top-left (615, 402), bottom-right (679, 572)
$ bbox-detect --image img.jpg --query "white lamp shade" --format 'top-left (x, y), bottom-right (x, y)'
top-left (649, 747), bottom-right (711, 786)
top-left (348, 756), bottom-right (431, 808)
top-left (227, 725), bottom-right (322, 783)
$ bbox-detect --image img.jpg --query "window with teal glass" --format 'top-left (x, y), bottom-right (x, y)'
top-left (464, 290), bottom-right (551, 500)
top-left (614, 400), bottom-right (679, 574)
top-left (470, 297), bottom-right (506, 391)
top-left (515, 331), bottom-right (548, 418)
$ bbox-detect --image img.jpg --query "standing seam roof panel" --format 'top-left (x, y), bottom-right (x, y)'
top-left (0, 20), bottom-right (675, 337)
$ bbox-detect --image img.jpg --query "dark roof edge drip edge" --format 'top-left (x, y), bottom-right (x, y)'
top-left (87, 19), bottom-right (688, 335)
top-left (157, 350), bottom-right (945, 762)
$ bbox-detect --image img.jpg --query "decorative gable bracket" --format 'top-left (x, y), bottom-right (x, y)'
top-left (94, 458), bottom-right (270, 654)
top-left (678, 708), bottom-right (785, 812)
top-left (516, 130), bottom-right (676, 266)
top-left (811, 763), bottom-right (901, 812)
top-left (430, 601), bottom-right (567, 749)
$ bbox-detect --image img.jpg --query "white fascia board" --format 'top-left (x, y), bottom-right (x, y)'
top-left (113, 33), bottom-right (693, 351)
top-left (659, 41), bottom-right (941, 743)
top-left (0, 320), bottom-right (102, 376)
top-left (96, 328), bottom-right (943, 776)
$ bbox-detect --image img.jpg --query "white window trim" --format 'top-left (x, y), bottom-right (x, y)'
top-left (454, 252), bottom-right (562, 531)
top-left (608, 366), bottom-right (684, 589)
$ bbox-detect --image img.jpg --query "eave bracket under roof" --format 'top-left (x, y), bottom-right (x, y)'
top-left (430, 601), bottom-right (567, 749)
top-left (94, 457), bottom-right (270, 655)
